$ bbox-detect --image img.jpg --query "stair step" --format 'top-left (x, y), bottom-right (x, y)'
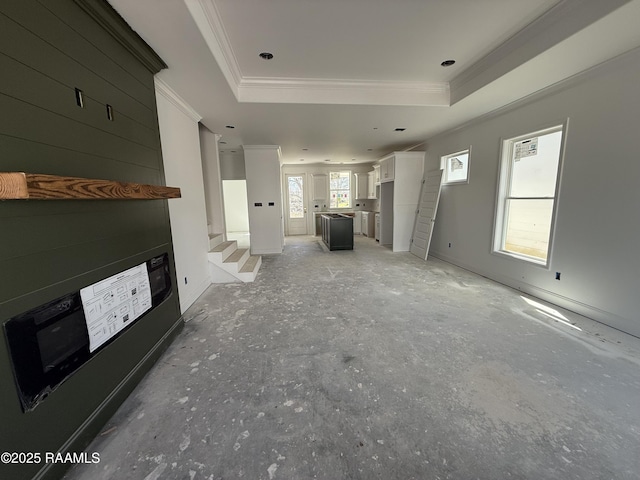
top-left (239, 255), bottom-right (260, 273)
top-left (211, 240), bottom-right (235, 252)
top-left (224, 248), bottom-right (248, 264)
top-left (208, 233), bottom-right (224, 249)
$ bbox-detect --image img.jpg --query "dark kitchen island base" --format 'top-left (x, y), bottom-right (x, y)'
top-left (321, 214), bottom-right (354, 251)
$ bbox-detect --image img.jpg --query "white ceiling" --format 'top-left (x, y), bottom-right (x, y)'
top-left (110, 0), bottom-right (640, 164)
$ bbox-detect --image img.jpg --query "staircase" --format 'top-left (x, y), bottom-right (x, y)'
top-left (208, 231), bottom-right (261, 283)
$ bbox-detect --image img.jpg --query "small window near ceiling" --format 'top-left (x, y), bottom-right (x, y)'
top-left (329, 171), bottom-right (351, 208)
top-left (441, 149), bottom-right (470, 184)
top-left (493, 124), bottom-right (565, 266)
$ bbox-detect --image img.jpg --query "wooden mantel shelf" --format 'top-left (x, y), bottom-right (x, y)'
top-left (0, 172), bottom-right (181, 200)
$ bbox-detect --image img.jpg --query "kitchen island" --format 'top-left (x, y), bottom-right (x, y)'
top-left (321, 214), bottom-right (354, 251)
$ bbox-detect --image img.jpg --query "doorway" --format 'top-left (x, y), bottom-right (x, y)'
top-left (285, 174), bottom-right (307, 235)
top-left (222, 180), bottom-right (250, 248)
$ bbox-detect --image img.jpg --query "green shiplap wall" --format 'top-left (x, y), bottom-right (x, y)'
top-left (0, 1), bottom-right (182, 479)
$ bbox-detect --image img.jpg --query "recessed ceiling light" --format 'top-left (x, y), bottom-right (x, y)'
top-left (225, 125), bottom-right (235, 129)
top-left (373, 127), bottom-right (378, 130)
top-left (302, 148), bottom-right (308, 151)
top-left (231, 150), bottom-right (236, 153)
top-left (394, 128), bottom-right (406, 132)
top-left (441, 59), bottom-right (456, 67)
top-left (367, 149), bottom-right (373, 151)
top-left (219, 141), bottom-right (227, 144)
top-left (324, 159), bottom-right (330, 162)
top-left (300, 159), bottom-right (304, 161)
top-left (351, 158), bottom-right (356, 161)
top-left (259, 52), bottom-right (274, 60)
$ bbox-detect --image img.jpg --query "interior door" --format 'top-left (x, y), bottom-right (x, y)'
top-left (285, 174), bottom-right (307, 235)
top-left (410, 169), bottom-right (444, 260)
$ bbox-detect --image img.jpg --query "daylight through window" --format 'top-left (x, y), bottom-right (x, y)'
top-left (493, 125), bottom-right (564, 265)
top-left (329, 171), bottom-right (351, 208)
top-left (441, 149), bottom-right (470, 184)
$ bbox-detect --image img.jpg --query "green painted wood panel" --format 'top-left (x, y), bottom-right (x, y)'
top-left (0, 53), bottom-right (159, 149)
top-left (0, 14), bottom-right (156, 127)
top-left (0, 1), bottom-right (181, 479)
top-left (0, 0), bottom-right (155, 105)
top-left (0, 95), bottom-right (159, 169)
top-left (0, 134), bottom-right (162, 186)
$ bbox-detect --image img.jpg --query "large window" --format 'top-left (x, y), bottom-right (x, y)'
top-left (493, 125), bottom-right (565, 265)
top-left (329, 171), bottom-right (351, 208)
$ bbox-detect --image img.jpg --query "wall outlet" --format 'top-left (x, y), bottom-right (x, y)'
top-left (184, 277), bottom-right (188, 284)
top-left (555, 272), bottom-right (561, 280)
top-left (448, 243), bottom-right (452, 248)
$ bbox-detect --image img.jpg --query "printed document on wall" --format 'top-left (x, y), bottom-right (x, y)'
top-left (80, 263), bottom-right (152, 352)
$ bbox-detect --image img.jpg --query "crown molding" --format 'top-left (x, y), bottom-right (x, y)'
top-left (428, 44), bottom-right (640, 146)
top-left (242, 145), bottom-right (283, 162)
top-left (74, 0), bottom-right (167, 74)
top-left (154, 77), bottom-right (202, 122)
top-left (449, 0), bottom-right (632, 104)
top-left (184, 0), bottom-right (242, 96)
top-left (184, 0), bottom-right (450, 106)
top-left (237, 77), bottom-right (449, 106)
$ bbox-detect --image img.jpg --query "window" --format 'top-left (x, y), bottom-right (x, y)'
top-left (493, 125), bottom-right (565, 265)
top-left (329, 171), bottom-right (351, 208)
top-left (441, 149), bottom-right (470, 184)
top-left (287, 175), bottom-right (304, 218)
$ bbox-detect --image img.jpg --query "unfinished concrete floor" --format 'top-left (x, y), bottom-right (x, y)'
top-left (65, 235), bottom-right (640, 480)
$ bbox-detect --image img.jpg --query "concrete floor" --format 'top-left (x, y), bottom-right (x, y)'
top-left (65, 235), bottom-right (640, 480)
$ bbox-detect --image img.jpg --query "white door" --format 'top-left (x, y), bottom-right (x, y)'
top-left (410, 169), bottom-right (444, 260)
top-left (285, 174), bottom-right (307, 235)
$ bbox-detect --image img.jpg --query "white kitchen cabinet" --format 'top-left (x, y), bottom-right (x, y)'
top-left (373, 164), bottom-right (381, 184)
top-left (379, 156), bottom-right (395, 183)
top-left (354, 173), bottom-right (368, 199)
top-left (378, 152), bottom-right (424, 252)
top-left (311, 173), bottom-right (327, 200)
top-left (367, 171), bottom-right (377, 199)
top-left (361, 211), bottom-right (375, 237)
top-left (354, 211), bottom-right (362, 235)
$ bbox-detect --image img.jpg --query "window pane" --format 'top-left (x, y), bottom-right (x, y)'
top-left (329, 171), bottom-right (351, 208)
top-left (330, 171), bottom-right (350, 189)
top-left (504, 198), bottom-right (554, 260)
top-left (287, 176), bottom-right (304, 218)
top-left (510, 131), bottom-right (562, 197)
top-left (445, 152), bottom-right (469, 183)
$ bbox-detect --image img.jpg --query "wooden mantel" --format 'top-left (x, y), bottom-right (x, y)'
top-left (0, 172), bottom-right (181, 200)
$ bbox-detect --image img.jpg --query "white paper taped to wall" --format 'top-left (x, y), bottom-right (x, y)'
top-left (80, 262), bottom-right (152, 352)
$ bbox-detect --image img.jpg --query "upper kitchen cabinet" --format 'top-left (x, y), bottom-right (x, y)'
top-left (379, 156), bottom-right (395, 183)
top-left (311, 173), bottom-right (328, 200)
top-left (373, 165), bottom-right (381, 185)
top-left (354, 172), bottom-right (368, 199)
top-left (367, 171), bottom-right (377, 199)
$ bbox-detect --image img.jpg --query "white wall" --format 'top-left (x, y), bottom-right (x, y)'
top-left (156, 82), bottom-right (210, 314)
top-left (222, 180), bottom-right (250, 232)
top-left (426, 47), bottom-right (640, 337)
top-left (220, 152), bottom-right (246, 180)
top-left (200, 125), bottom-right (226, 236)
top-left (244, 146), bottom-right (284, 255)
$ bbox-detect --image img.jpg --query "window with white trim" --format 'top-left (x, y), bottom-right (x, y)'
top-left (329, 171), bottom-right (351, 208)
top-left (493, 125), bottom-right (565, 265)
top-left (441, 149), bottom-right (470, 184)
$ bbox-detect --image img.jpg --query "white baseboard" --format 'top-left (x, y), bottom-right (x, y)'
top-left (179, 276), bottom-right (212, 313)
top-left (429, 251), bottom-right (636, 336)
